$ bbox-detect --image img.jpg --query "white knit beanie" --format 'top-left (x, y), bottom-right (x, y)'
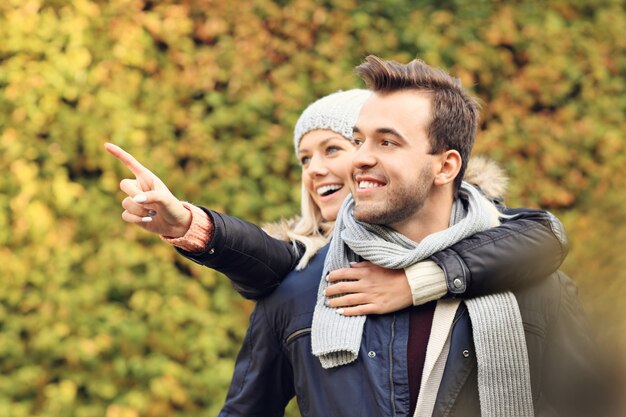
top-left (293, 89), bottom-right (372, 154)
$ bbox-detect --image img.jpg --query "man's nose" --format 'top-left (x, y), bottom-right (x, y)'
top-left (352, 142), bottom-right (377, 169)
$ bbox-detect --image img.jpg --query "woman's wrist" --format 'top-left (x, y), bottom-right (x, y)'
top-left (161, 203), bottom-right (214, 252)
top-left (404, 261), bottom-right (447, 306)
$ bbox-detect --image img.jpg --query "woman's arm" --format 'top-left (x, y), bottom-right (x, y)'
top-left (175, 206), bottom-right (301, 300)
top-left (431, 207), bottom-right (568, 298)
top-left (324, 207), bottom-right (568, 315)
top-left (179, 206), bottom-right (567, 307)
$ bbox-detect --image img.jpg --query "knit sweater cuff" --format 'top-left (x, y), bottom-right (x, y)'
top-left (404, 261), bottom-right (447, 306)
top-left (160, 202), bottom-right (213, 253)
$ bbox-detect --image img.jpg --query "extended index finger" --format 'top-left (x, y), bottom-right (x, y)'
top-left (104, 142), bottom-right (151, 177)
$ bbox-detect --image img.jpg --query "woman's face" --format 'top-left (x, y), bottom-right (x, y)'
top-left (298, 129), bottom-right (356, 222)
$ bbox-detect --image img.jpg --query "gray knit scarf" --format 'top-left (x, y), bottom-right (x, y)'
top-left (311, 182), bottom-right (534, 417)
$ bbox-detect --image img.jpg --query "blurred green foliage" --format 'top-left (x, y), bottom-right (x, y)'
top-left (1, 0), bottom-right (625, 415)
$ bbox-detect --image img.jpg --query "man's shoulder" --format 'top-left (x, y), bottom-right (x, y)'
top-left (514, 270), bottom-right (581, 319)
top-left (515, 270), bottom-right (576, 297)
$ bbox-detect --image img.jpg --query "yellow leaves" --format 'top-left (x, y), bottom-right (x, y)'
top-left (7, 155), bottom-right (84, 245)
top-left (72, 0), bottom-right (100, 19)
top-left (106, 405), bottom-right (140, 417)
top-left (78, 333), bottom-right (113, 360)
top-left (130, 290), bottom-right (164, 315)
top-left (66, 46), bottom-right (93, 72)
top-left (112, 24), bottom-right (148, 68)
top-left (483, 5), bottom-right (518, 46)
top-left (3, 1), bottom-right (41, 38)
top-left (149, 374), bottom-right (188, 407)
top-left (159, 5), bottom-right (194, 40)
top-left (196, 17), bottom-right (229, 41)
top-left (10, 158), bottom-right (38, 184)
top-left (183, 280), bottom-right (211, 309)
top-left (0, 1), bottom-right (625, 416)
top-left (44, 379), bottom-right (78, 405)
top-left (537, 182), bottom-right (576, 208)
top-left (10, 160), bottom-right (40, 232)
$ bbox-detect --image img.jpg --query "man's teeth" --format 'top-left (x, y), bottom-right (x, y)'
top-left (317, 184), bottom-right (342, 196)
top-left (358, 181), bottom-right (381, 189)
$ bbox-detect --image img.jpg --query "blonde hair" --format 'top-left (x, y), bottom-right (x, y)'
top-left (263, 182), bottom-right (335, 270)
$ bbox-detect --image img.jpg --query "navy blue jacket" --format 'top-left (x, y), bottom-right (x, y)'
top-left (218, 245), bottom-right (606, 417)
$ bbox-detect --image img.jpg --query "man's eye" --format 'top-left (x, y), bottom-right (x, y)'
top-left (353, 138), bottom-right (363, 147)
top-left (381, 139), bottom-right (393, 146)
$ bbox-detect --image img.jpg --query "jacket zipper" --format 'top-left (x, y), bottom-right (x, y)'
top-left (285, 327), bottom-right (311, 345)
top-left (389, 314), bottom-right (397, 417)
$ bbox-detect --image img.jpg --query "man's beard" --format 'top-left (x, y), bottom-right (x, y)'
top-left (354, 166), bottom-right (433, 226)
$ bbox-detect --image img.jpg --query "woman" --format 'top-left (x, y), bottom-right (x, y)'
top-left (105, 89), bottom-right (567, 314)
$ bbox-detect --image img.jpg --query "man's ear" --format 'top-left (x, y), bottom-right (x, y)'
top-left (434, 150), bottom-right (462, 186)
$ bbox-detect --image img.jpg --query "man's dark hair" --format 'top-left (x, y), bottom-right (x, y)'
top-left (355, 55), bottom-right (480, 192)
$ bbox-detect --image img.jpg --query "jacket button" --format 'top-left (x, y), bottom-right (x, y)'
top-left (462, 349), bottom-right (470, 358)
top-left (453, 278), bottom-right (463, 289)
top-left (368, 351), bottom-right (376, 358)
top-left (208, 248), bottom-right (215, 255)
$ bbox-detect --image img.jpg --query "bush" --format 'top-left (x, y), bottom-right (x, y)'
top-left (1, 1), bottom-right (624, 415)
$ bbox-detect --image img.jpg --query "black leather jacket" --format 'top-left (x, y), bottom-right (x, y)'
top-left (177, 206), bottom-right (568, 300)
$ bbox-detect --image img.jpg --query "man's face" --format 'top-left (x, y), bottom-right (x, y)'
top-left (351, 90), bottom-right (439, 229)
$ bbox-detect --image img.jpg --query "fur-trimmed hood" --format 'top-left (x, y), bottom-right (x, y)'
top-left (464, 156), bottom-right (508, 202)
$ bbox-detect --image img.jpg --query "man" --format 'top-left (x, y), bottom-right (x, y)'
top-left (220, 56), bottom-right (606, 417)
